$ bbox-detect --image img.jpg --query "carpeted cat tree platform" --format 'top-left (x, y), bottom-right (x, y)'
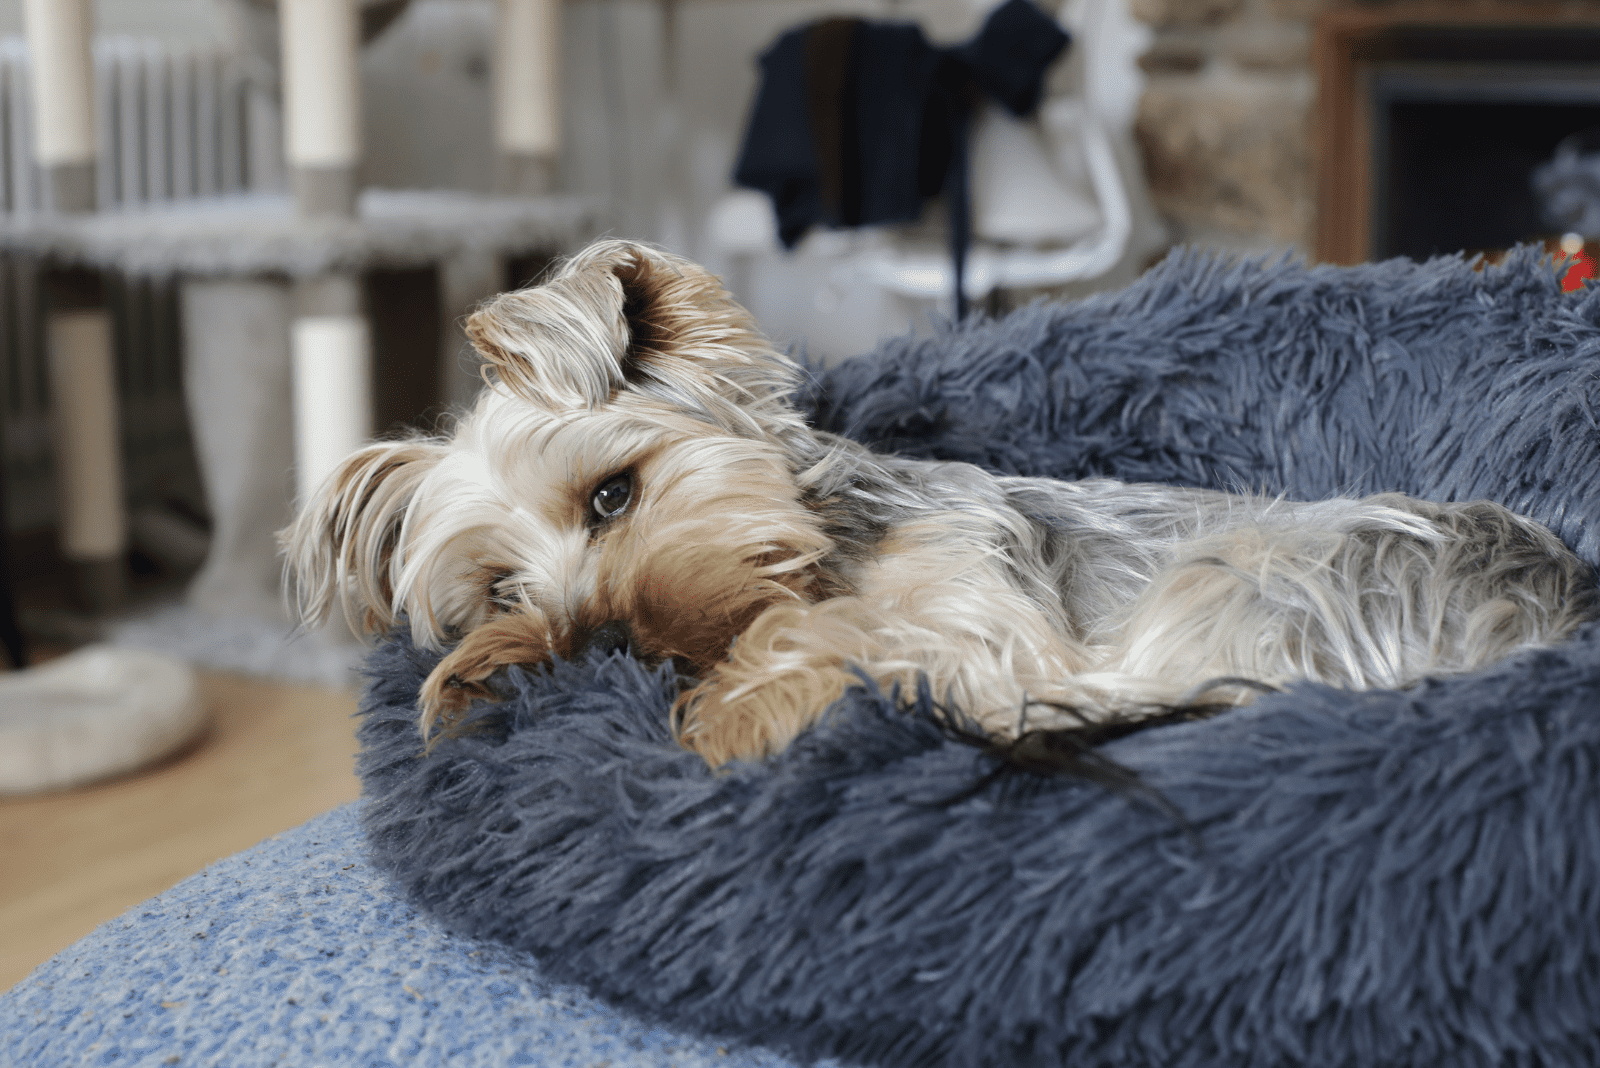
top-left (6, 248), bottom-right (1599, 1068)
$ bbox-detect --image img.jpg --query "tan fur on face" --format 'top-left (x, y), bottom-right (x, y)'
top-left (596, 488), bottom-right (830, 673)
top-left (411, 430), bottom-right (839, 744)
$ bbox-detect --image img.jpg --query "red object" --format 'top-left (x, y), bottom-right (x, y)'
top-left (1560, 247), bottom-right (1596, 292)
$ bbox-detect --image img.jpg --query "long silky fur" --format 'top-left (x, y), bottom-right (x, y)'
top-left (282, 239), bottom-right (1600, 769)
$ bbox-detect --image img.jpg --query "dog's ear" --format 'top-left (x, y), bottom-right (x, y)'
top-left (464, 240), bottom-right (803, 439)
top-left (280, 439), bottom-right (446, 639)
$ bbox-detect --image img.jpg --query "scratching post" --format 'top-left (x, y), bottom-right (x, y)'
top-left (291, 274), bottom-right (372, 507)
top-left (21, 0), bottom-right (95, 211)
top-left (43, 272), bottom-right (126, 613)
top-left (278, 0), bottom-right (371, 509)
top-left (24, 0), bottom-right (127, 611)
top-left (493, 0), bottom-right (561, 195)
top-left (279, 0), bottom-right (361, 217)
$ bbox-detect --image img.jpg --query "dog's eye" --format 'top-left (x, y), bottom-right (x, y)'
top-left (590, 472), bottom-right (634, 521)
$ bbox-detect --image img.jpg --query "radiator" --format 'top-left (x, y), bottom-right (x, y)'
top-left (0, 37), bottom-right (276, 534)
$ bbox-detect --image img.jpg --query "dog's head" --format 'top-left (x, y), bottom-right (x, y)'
top-left (281, 240), bottom-right (834, 736)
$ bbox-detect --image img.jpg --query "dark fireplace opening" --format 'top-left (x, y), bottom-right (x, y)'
top-left (1379, 99), bottom-right (1600, 261)
top-left (1364, 25), bottom-right (1600, 262)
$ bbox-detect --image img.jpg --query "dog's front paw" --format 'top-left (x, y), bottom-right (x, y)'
top-left (418, 664), bottom-right (498, 741)
top-left (673, 666), bottom-right (851, 766)
top-left (416, 611), bottom-right (558, 742)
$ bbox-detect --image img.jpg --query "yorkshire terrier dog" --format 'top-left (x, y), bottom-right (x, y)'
top-left (284, 240), bottom-right (1597, 767)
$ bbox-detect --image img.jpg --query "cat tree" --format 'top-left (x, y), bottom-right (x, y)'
top-left (0, 0), bottom-right (594, 789)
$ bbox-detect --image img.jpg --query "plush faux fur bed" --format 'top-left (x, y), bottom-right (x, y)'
top-left (359, 248), bottom-right (1600, 1068)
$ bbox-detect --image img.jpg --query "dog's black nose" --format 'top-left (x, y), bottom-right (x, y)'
top-left (579, 620), bottom-right (633, 660)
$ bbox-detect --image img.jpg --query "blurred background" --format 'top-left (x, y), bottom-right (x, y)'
top-left (2, 0), bottom-right (1599, 991)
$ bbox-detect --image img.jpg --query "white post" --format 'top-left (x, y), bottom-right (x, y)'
top-left (291, 275), bottom-right (373, 507)
top-left (21, 0), bottom-right (96, 211)
top-left (494, 0), bottom-right (561, 195)
top-left (279, 0), bottom-right (361, 217)
top-left (279, 1), bottom-right (370, 512)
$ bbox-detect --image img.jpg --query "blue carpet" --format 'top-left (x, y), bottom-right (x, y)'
top-left (1, 805), bottom-right (819, 1068)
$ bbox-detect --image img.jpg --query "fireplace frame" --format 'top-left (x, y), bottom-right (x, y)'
top-left (1313, 2), bottom-right (1600, 264)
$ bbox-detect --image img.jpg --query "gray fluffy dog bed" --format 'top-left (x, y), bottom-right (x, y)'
top-left (359, 248), bottom-right (1600, 1067)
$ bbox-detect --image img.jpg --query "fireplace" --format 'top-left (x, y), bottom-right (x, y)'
top-left (1315, 5), bottom-right (1600, 264)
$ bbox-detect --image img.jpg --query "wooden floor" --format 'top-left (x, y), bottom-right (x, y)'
top-left (0, 670), bottom-right (361, 992)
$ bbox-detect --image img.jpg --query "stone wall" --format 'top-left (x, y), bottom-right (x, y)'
top-left (1130, 0), bottom-right (1327, 256)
